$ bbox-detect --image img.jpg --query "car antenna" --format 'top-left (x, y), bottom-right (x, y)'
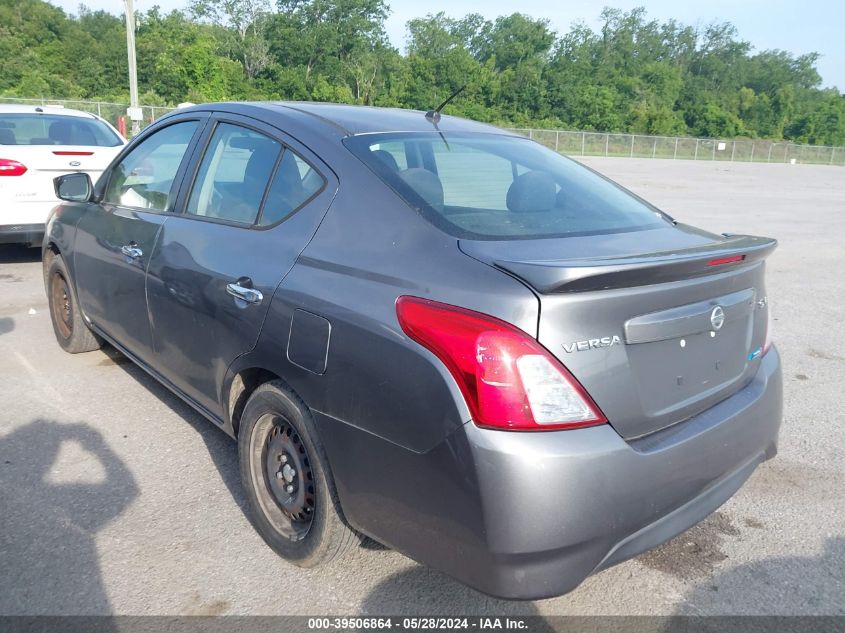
top-left (425, 85), bottom-right (467, 123)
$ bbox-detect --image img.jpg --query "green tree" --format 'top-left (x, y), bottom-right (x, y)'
top-left (189, 0), bottom-right (272, 79)
top-left (137, 8), bottom-right (248, 103)
top-left (1, 0), bottom-right (842, 147)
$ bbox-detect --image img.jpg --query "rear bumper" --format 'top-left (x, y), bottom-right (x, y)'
top-left (461, 347), bottom-right (781, 598)
top-left (1, 199), bottom-right (54, 244)
top-left (0, 223), bottom-right (44, 245)
top-left (317, 347), bottom-right (783, 600)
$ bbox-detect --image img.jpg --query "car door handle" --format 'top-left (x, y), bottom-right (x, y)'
top-left (226, 281), bottom-right (263, 305)
top-left (120, 244), bottom-right (143, 259)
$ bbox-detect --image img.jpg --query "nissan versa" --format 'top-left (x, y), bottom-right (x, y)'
top-left (42, 102), bottom-right (782, 600)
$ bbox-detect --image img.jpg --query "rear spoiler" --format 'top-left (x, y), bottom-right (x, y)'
top-left (495, 234), bottom-right (778, 293)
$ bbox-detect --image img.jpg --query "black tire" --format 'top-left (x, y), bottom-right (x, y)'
top-left (45, 253), bottom-right (102, 354)
top-left (238, 380), bottom-right (357, 567)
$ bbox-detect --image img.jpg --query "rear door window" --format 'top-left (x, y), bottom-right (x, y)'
top-left (186, 123), bottom-right (282, 225)
top-left (185, 122), bottom-right (325, 227)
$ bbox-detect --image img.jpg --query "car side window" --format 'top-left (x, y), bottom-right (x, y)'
top-left (187, 123), bottom-right (282, 225)
top-left (103, 121), bottom-right (198, 211)
top-left (257, 150), bottom-right (325, 226)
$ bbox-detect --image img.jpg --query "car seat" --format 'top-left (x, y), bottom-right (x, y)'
top-left (398, 168), bottom-right (444, 212)
top-left (506, 171), bottom-right (557, 213)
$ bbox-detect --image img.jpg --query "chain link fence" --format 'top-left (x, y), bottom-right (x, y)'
top-left (506, 128), bottom-right (845, 166)
top-left (0, 97), bottom-right (175, 136)
top-left (3, 98), bottom-right (842, 164)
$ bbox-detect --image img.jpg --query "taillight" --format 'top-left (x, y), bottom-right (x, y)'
top-left (396, 296), bottom-right (607, 431)
top-left (0, 158), bottom-right (27, 176)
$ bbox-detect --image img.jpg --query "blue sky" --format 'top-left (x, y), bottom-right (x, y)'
top-left (50, 0), bottom-right (845, 90)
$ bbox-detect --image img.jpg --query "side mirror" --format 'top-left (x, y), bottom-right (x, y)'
top-left (54, 172), bottom-right (93, 202)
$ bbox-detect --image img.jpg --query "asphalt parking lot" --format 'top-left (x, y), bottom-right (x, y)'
top-left (1, 157), bottom-right (843, 617)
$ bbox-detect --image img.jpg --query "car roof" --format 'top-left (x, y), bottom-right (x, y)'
top-left (174, 102), bottom-right (516, 138)
top-left (0, 104), bottom-right (101, 119)
top-left (275, 103), bottom-right (512, 136)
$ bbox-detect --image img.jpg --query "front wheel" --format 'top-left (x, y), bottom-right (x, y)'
top-left (45, 254), bottom-right (101, 354)
top-left (238, 380), bottom-right (357, 567)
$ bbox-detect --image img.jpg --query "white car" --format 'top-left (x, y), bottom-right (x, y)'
top-left (0, 105), bottom-right (125, 245)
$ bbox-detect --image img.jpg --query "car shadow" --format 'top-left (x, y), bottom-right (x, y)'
top-left (0, 244), bottom-right (42, 264)
top-left (675, 536), bottom-right (845, 616)
top-left (360, 565), bottom-right (553, 627)
top-left (103, 345), bottom-right (247, 514)
top-left (0, 419), bottom-right (138, 617)
top-left (0, 317), bottom-right (13, 336)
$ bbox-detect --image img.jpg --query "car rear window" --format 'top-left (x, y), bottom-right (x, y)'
top-left (345, 132), bottom-right (668, 240)
top-left (0, 113), bottom-right (123, 147)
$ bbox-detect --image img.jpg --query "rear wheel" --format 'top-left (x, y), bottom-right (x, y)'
top-left (46, 254), bottom-right (101, 353)
top-left (238, 380), bottom-right (356, 567)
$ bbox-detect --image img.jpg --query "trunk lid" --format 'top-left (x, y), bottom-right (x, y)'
top-left (460, 224), bottom-right (776, 439)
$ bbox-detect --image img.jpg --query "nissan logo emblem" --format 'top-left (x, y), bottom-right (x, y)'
top-left (710, 305), bottom-right (725, 331)
top-left (69, 161), bottom-right (81, 167)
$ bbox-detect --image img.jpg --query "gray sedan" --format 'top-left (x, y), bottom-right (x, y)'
top-left (43, 102), bottom-right (782, 599)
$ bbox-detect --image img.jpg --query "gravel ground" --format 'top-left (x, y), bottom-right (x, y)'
top-left (0, 157), bottom-right (843, 617)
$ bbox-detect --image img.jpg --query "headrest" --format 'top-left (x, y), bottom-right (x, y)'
top-left (48, 120), bottom-right (74, 144)
top-left (272, 150), bottom-right (305, 195)
top-left (555, 187), bottom-right (566, 208)
top-left (244, 143), bottom-right (281, 185)
top-left (506, 171), bottom-right (557, 213)
top-left (372, 149), bottom-right (399, 171)
top-left (398, 168), bottom-right (444, 211)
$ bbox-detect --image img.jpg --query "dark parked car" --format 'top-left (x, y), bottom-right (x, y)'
top-left (43, 102), bottom-right (782, 599)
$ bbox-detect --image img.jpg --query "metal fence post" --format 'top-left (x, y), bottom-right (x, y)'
top-left (730, 141), bottom-right (736, 162)
top-left (97, 102), bottom-right (101, 118)
top-left (528, 129), bottom-right (533, 140)
top-left (750, 142), bottom-right (754, 162)
top-left (673, 137), bottom-right (678, 160)
top-left (712, 141), bottom-right (716, 160)
top-left (767, 144), bottom-right (773, 162)
top-left (605, 134), bottom-right (609, 157)
top-left (581, 131), bottom-right (585, 156)
top-left (652, 137), bottom-right (657, 158)
top-left (694, 139), bottom-right (699, 160)
top-left (831, 147), bottom-right (836, 165)
top-left (555, 130), bottom-right (559, 152)
top-left (630, 135), bottom-right (635, 158)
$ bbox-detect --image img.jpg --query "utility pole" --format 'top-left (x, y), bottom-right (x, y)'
top-left (124, 0), bottom-right (141, 137)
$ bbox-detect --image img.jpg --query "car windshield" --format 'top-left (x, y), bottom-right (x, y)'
top-left (345, 132), bottom-right (668, 240)
top-left (0, 113), bottom-right (123, 147)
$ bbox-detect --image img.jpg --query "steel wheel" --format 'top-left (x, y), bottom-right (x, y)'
top-left (44, 252), bottom-right (101, 354)
top-left (249, 413), bottom-right (316, 541)
top-left (238, 380), bottom-right (357, 565)
top-left (50, 271), bottom-right (73, 340)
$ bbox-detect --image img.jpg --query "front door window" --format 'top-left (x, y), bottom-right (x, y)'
top-left (104, 121), bottom-right (199, 211)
